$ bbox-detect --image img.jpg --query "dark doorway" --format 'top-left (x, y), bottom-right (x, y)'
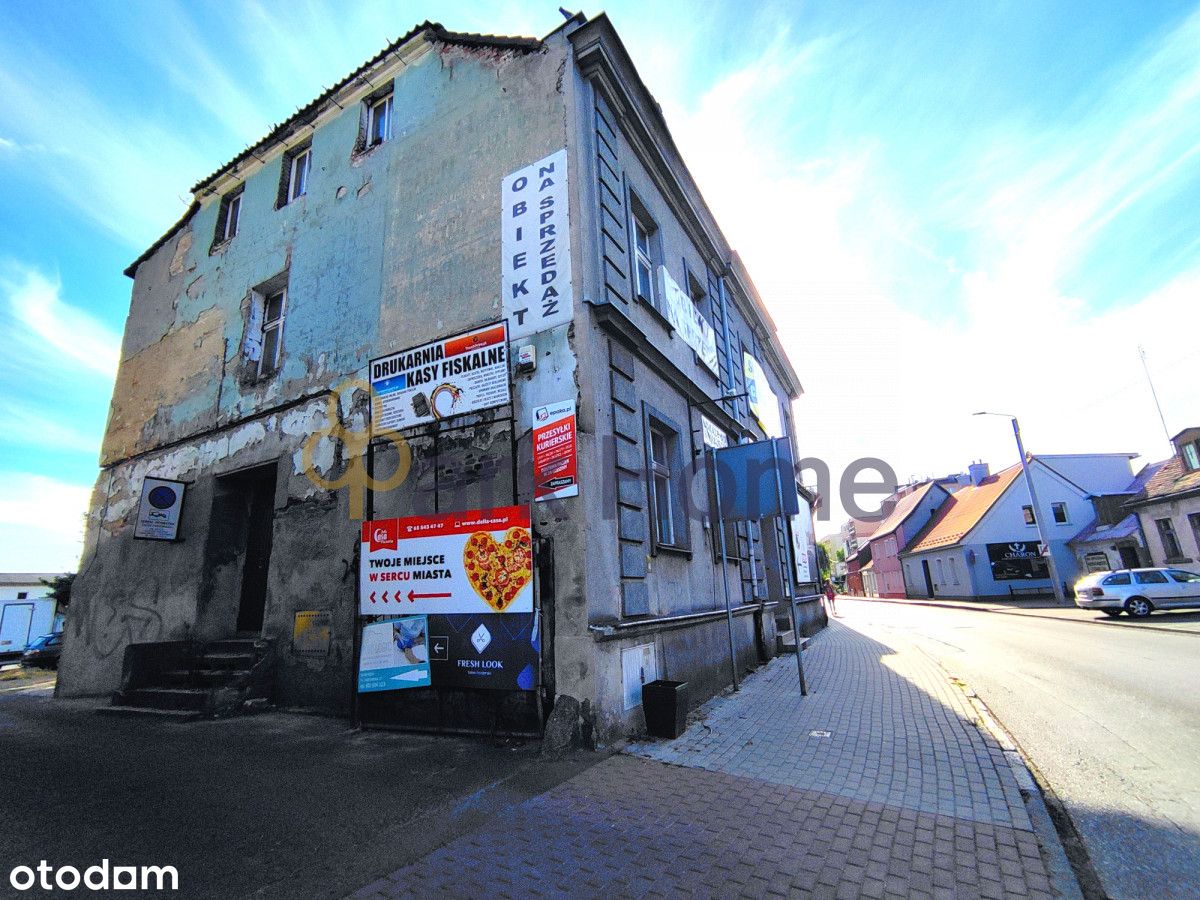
top-left (235, 465), bottom-right (277, 634)
top-left (921, 559), bottom-right (935, 596)
top-left (1118, 545), bottom-right (1141, 569)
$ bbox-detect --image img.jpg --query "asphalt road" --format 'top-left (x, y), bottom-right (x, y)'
top-left (0, 689), bottom-right (597, 900)
top-left (840, 598), bottom-right (1200, 900)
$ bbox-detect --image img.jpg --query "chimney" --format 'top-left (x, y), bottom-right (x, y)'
top-left (880, 497), bottom-right (898, 517)
top-left (968, 461), bottom-right (990, 487)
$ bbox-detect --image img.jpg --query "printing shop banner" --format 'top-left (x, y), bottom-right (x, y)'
top-left (369, 322), bottom-right (510, 432)
top-left (360, 506), bottom-right (534, 616)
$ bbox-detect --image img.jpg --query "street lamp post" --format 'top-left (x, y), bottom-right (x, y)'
top-left (974, 412), bottom-right (1067, 604)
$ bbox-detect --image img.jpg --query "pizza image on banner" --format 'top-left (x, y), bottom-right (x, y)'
top-left (360, 506), bottom-right (534, 615)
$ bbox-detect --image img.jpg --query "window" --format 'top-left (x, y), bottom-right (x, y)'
top-left (1051, 502), bottom-right (1069, 525)
top-left (949, 557), bottom-right (959, 585)
top-left (1183, 442), bottom-right (1200, 471)
top-left (280, 144), bottom-right (311, 206)
top-left (1157, 518), bottom-right (1184, 559)
top-left (367, 92), bottom-right (394, 148)
top-left (643, 405), bottom-right (689, 552)
top-left (16, 591), bottom-right (28, 599)
top-left (258, 289), bottom-right (286, 377)
top-left (936, 559), bottom-right (945, 583)
top-left (1022, 505), bottom-right (1036, 526)
top-left (1102, 572), bottom-right (1131, 586)
top-left (629, 194), bottom-right (659, 307)
top-left (1168, 569), bottom-right (1200, 583)
top-left (1134, 570), bottom-right (1169, 585)
top-left (214, 187), bottom-right (242, 245)
top-left (1190, 513), bottom-right (1200, 555)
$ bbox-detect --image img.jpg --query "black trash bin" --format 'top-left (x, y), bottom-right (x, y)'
top-left (642, 679), bottom-right (689, 739)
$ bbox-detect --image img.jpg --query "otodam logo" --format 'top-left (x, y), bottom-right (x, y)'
top-left (10, 860), bottom-right (178, 892)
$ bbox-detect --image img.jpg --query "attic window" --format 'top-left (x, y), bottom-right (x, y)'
top-left (213, 186), bottom-right (242, 246)
top-left (367, 93), bottom-right (393, 147)
top-left (278, 143), bottom-right (312, 208)
top-left (1184, 442), bottom-right (1200, 471)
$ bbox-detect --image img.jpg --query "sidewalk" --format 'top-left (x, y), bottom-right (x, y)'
top-left (352, 620), bottom-right (1064, 899)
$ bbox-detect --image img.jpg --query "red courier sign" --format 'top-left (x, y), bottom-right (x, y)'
top-left (532, 399), bottom-right (578, 502)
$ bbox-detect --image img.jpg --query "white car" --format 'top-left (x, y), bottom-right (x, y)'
top-left (1074, 567), bottom-right (1200, 618)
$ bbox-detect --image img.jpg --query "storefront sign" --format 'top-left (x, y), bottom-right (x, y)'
top-left (658, 267), bottom-right (718, 375)
top-left (426, 613), bottom-right (538, 691)
top-left (532, 399), bottom-right (578, 502)
top-left (292, 611), bottom-right (332, 660)
top-left (987, 541), bottom-right (1050, 581)
top-left (700, 415), bottom-right (729, 449)
top-left (360, 506), bottom-right (533, 615)
top-left (743, 352), bottom-right (784, 438)
top-left (791, 502), bottom-right (817, 585)
top-left (133, 477), bottom-right (187, 541)
top-left (370, 322), bottom-right (510, 432)
top-left (502, 148), bottom-right (572, 340)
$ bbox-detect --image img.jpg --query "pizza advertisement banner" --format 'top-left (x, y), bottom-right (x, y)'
top-left (360, 506), bottom-right (533, 616)
top-left (369, 321), bottom-right (511, 432)
top-left (532, 399), bottom-right (579, 502)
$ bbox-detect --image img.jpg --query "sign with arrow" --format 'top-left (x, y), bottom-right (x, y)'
top-left (359, 506), bottom-right (533, 616)
top-left (426, 613), bottom-right (539, 691)
top-left (357, 617), bottom-right (432, 693)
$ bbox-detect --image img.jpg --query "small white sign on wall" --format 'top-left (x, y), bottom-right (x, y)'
top-left (621, 643), bottom-right (658, 710)
top-left (133, 477), bottom-right (187, 541)
top-left (502, 148), bottom-right (572, 340)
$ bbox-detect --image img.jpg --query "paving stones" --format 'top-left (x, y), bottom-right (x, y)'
top-left (354, 620), bottom-right (1059, 898)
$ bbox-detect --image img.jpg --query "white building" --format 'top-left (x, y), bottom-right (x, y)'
top-left (900, 455), bottom-right (1137, 599)
top-left (0, 574), bottom-right (64, 658)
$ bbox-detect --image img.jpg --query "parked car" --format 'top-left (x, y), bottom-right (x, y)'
top-left (21, 632), bottom-right (63, 669)
top-left (1074, 568), bottom-right (1200, 618)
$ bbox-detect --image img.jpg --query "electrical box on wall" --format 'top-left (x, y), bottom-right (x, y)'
top-left (516, 344), bottom-right (536, 373)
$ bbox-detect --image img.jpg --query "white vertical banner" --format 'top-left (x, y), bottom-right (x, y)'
top-left (502, 148), bottom-right (572, 340)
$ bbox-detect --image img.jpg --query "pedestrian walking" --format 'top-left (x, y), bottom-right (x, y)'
top-left (823, 580), bottom-right (838, 617)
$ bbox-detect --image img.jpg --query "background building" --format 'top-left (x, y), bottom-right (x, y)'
top-left (1129, 428), bottom-right (1200, 567)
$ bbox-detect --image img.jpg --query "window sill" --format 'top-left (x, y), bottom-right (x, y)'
top-left (350, 142), bottom-right (387, 164)
top-left (652, 543), bottom-right (692, 559)
top-left (1165, 556), bottom-right (1193, 565)
top-left (209, 238), bottom-right (233, 256)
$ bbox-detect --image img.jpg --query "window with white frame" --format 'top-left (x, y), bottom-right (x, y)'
top-left (280, 144), bottom-right (311, 206)
top-left (214, 186), bottom-right (242, 245)
top-left (630, 195), bottom-right (658, 307)
top-left (1051, 502), bottom-right (1069, 524)
top-left (949, 557), bottom-right (959, 585)
top-left (367, 92), bottom-right (394, 148)
top-left (258, 288), bottom-right (286, 377)
top-left (1022, 505), bottom-right (1036, 526)
top-left (1184, 441), bottom-right (1200, 471)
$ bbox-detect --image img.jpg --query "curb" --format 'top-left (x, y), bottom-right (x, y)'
top-left (858, 596), bottom-right (1200, 638)
top-left (944, 669), bottom-right (1107, 900)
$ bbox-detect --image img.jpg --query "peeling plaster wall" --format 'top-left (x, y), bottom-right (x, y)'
top-left (62, 32), bottom-right (582, 712)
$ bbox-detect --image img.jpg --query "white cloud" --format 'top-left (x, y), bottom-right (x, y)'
top-left (1, 263), bottom-right (121, 377)
top-left (641, 8), bottom-right (1200, 526)
top-left (0, 473), bottom-right (90, 572)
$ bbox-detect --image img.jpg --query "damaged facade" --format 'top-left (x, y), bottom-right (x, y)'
top-left (59, 14), bottom-right (811, 742)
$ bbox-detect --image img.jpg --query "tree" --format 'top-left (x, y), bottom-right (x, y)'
top-left (41, 573), bottom-right (75, 610)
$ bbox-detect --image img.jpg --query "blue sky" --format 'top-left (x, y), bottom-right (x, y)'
top-left (1, 1), bottom-right (1198, 566)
